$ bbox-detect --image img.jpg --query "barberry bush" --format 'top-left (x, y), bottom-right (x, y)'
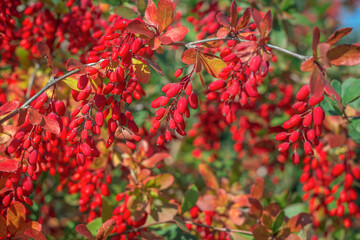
top-left (0, 0), bottom-right (360, 239)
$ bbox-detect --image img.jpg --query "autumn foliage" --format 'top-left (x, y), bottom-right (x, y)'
top-left (0, 0), bottom-right (360, 239)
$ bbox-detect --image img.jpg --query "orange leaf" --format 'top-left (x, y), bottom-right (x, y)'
top-left (96, 219), bottom-right (115, 240)
top-left (181, 49), bottom-right (197, 65)
top-left (76, 224), bottom-right (94, 240)
top-left (198, 163), bottom-right (219, 191)
top-left (17, 109), bottom-right (28, 126)
top-left (216, 27), bottom-right (230, 38)
top-left (250, 177), bottom-right (265, 199)
top-left (126, 20), bottom-right (155, 39)
top-left (156, 0), bottom-right (173, 33)
top-left (7, 201), bottom-right (26, 235)
top-left (327, 44), bottom-right (360, 66)
top-left (197, 195), bottom-right (218, 211)
top-left (149, 36), bottom-right (161, 50)
top-left (312, 26), bottom-right (320, 57)
top-left (310, 65), bottom-right (325, 98)
top-left (0, 101), bottom-right (19, 116)
top-left (300, 57), bottom-right (315, 72)
top-left (237, 8), bottom-right (251, 31)
top-left (326, 27), bottom-right (352, 46)
top-left (145, 0), bottom-right (157, 26)
top-left (28, 108), bottom-right (42, 125)
top-left (0, 158), bottom-right (19, 173)
top-left (142, 152), bottom-right (170, 168)
top-left (200, 53), bottom-right (226, 78)
top-left (147, 173), bottom-right (174, 190)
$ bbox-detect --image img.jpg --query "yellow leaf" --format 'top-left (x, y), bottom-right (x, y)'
top-left (132, 58), bottom-right (151, 84)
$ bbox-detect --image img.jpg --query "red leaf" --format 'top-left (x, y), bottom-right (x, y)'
top-left (237, 8), bottom-right (251, 30)
top-left (260, 10), bottom-right (272, 37)
top-left (36, 41), bottom-right (52, 68)
top-left (28, 108), bottom-right (42, 125)
top-left (0, 215), bottom-right (6, 238)
top-left (326, 27), bottom-right (352, 46)
top-left (126, 20), bottom-right (155, 39)
top-left (149, 36), bottom-right (161, 50)
top-left (181, 49), bottom-right (197, 65)
top-left (250, 177), bottom-right (265, 199)
top-left (230, 0), bottom-right (238, 28)
top-left (75, 224), bottom-right (94, 240)
top-left (0, 158), bottom-right (19, 173)
top-left (142, 152), bottom-right (170, 168)
top-left (0, 101), bottom-right (19, 116)
top-left (198, 163), bottom-right (219, 191)
top-left (312, 26), bottom-right (320, 57)
top-left (17, 109), bottom-right (27, 126)
top-left (318, 43), bottom-right (331, 69)
top-left (145, 0), bottom-right (157, 26)
top-left (7, 201), bottom-right (26, 235)
top-left (327, 44), bottom-right (360, 66)
top-left (300, 57), bottom-right (315, 72)
top-left (66, 58), bottom-right (85, 73)
top-left (287, 213), bottom-right (312, 232)
top-left (248, 198), bottom-right (263, 219)
top-left (310, 66), bottom-right (325, 98)
top-left (41, 115), bottom-right (61, 136)
top-left (251, 8), bottom-right (263, 34)
top-left (216, 13), bottom-right (231, 28)
top-left (156, 0), bottom-right (173, 33)
top-left (24, 228), bottom-right (47, 240)
top-left (96, 219), bottom-right (115, 240)
top-left (159, 26), bottom-right (189, 45)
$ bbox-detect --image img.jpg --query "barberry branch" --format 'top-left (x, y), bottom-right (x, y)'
top-left (183, 37), bottom-right (312, 61)
top-left (0, 36), bottom-right (311, 125)
top-left (0, 61), bottom-right (102, 125)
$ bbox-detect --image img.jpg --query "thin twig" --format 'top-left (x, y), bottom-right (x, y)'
top-left (26, 63), bottom-right (40, 99)
top-left (0, 61), bottom-right (102, 125)
top-left (183, 36), bottom-right (312, 61)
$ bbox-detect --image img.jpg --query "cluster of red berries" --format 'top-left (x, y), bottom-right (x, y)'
top-left (276, 84), bottom-right (325, 164)
top-left (300, 144), bottom-right (360, 229)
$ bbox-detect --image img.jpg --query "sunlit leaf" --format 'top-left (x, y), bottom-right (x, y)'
top-left (200, 53), bottom-right (226, 78)
top-left (327, 44), bottom-right (360, 66)
top-left (7, 201), bottom-right (26, 235)
top-left (132, 58), bottom-right (151, 84)
top-left (156, 0), bottom-right (173, 33)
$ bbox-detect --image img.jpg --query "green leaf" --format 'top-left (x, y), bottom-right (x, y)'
top-left (349, 118), bottom-right (360, 143)
top-left (15, 47), bottom-right (30, 69)
top-left (341, 78), bottom-right (360, 104)
top-left (181, 185), bottom-right (199, 214)
top-left (86, 218), bottom-right (102, 236)
top-left (331, 80), bottom-right (342, 96)
top-left (289, 13), bottom-right (313, 27)
top-left (100, 0), bottom-right (123, 7)
top-left (321, 96), bottom-right (342, 116)
top-left (101, 197), bottom-right (113, 223)
top-left (284, 203), bottom-right (307, 218)
top-left (137, 0), bottom-right (146, 15)
top-left (154, 223), bottom-right (198, 240)
top-left (272, 210), bottom-right (285, 234)
top-left (114, 6), bottom-right (139, 19)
